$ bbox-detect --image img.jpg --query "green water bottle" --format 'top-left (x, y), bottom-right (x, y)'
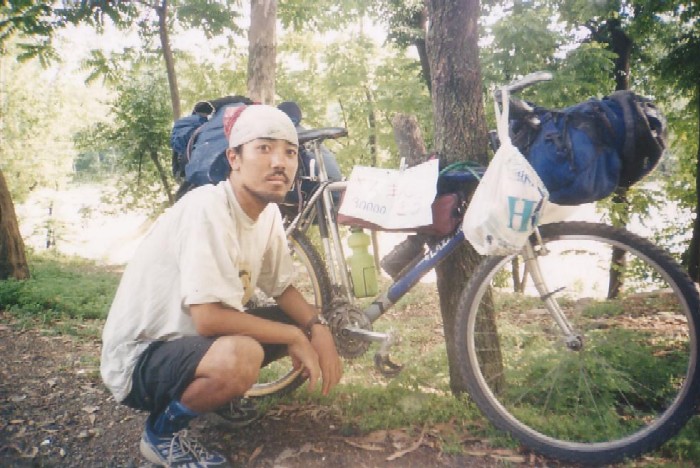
top-left (347, 228), bottom-right (378, 298)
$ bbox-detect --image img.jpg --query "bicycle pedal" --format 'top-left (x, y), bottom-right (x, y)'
top-left (374, 353), bottom-right (403, 377)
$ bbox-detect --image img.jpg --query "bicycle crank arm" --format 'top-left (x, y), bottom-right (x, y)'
top-left (342, 327), bottom-right (403, 377)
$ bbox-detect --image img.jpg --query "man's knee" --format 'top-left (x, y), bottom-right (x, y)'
top-left (202, 336), bottom-right (264, 391)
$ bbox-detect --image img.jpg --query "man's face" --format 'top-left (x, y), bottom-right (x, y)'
top-left (228, 138), bottom-right (299, 205)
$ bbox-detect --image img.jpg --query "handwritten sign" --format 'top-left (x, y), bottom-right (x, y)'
top-left (338, 159), bottom-right (439, 230)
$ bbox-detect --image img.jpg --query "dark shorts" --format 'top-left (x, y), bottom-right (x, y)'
top-left (122, 306), bottom-right (294, 414)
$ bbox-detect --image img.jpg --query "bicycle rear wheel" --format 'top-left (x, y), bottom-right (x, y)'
top-left (244, 230), bottom-right (332, 398)
top-left (455, 222), bottom-right (700, 465)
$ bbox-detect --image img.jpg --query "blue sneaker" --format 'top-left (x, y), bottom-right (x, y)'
top-left (140, 428), bottom-right (230, 467)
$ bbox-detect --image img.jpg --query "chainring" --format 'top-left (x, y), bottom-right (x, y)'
top-left (324, 299), bottom-right (372, 359)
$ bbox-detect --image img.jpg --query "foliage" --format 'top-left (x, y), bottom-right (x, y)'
top-left (373, 0), bottom-right (426, 49)
top-left (176, 52), bottom-right (249, 111)
top-left (481, 0), bottom-right (563, 85)
top-left (0, 41), bottom-right (106, 203)
top-left (172, 0), bottom-right (243, 39)
top-left (0, 0), bottom-right (134, 64)
top-left (75, 60), bottom-right (175, 212)
top-left (278, 0), bottom-right (370, 33)
top-left (276, 27), bottom-right (431, 173)
top-left (0, 250), bottom-right (119, 325)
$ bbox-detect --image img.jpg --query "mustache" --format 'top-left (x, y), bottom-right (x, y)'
top-left (268, 170), bottom-right (290, 183)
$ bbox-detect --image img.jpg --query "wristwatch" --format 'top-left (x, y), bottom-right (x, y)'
top-left (303, 314), bottom-right (329, 339)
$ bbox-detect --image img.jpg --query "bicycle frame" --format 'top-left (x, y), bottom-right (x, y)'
top-left (282, 71), bottom-right (586, 370)
top-left (284, 142), bottom-right (578, 375)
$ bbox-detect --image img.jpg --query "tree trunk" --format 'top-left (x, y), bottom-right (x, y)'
top-left (151, 149), bottom-right (174, 206)
top-left (0, 169), bottom-right (30, 280)
top-left (365, 87), bottom-right (378, 167)
top-left (685, 85), bottom-right (700, 282)
top-left (426, 0), bottom-right (495, 394)
top-left (414, 6), bottom-right (431, 92)
top-left (248, 0), bottom-right (277, 104)
top-left (156, 0), bottom-right (181, 120)
top-left (391, 113), bottom-right (427, 167)
top-left (608, 19), bottom-right (632, 298)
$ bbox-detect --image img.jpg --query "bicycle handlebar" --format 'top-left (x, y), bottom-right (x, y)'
top-left (500, 71), bottom-right (553, 95)
top-left (493, 71), bottom-right (553, 119)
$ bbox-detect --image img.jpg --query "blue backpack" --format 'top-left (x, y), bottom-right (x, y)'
top-left (170, 98), bottom-right (340, 207)
top-left (170, 96), bottom-right (253, 185)
top-left (510, 91), bottom-right (666, 205)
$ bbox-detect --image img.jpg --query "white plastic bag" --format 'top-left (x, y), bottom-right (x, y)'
top-left (338, 159), bottom-right (439, 230)
top-left (462, 88), bottom-right (549, 255)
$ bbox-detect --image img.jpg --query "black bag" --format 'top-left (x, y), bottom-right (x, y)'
top-left (510, 91), bottom-right (666, 205)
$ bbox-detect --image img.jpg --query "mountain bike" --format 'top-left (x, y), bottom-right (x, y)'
top-left (227, 73), bottom-right (700, 465)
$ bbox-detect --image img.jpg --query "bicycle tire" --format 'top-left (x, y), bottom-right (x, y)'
top-left (455, 222), bottom-right (700, 465)
top-left (244, 230), bottom-right (333, 399)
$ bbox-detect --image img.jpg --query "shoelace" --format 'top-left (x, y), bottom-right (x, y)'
top-left (166, 430), bottom-right (214, 466)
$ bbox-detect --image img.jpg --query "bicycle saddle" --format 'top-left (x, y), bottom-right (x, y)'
top-left (297, 127), bottom-right (348, 145)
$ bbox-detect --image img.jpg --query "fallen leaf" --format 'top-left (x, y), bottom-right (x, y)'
top-left (464, 450), bottom-right (488, 457)
top-left (494, 455), bottom-right (527, 463)
top-left (10, 395), bottom-right (27, 402)
top-left (344, 440), bottom-right (385, 452)
top-left (19, 446), bottom-right (38, 458)
top-left (357, 430), bottom-right (388, 444)
top-left (386, 426), bottom-right (426, 461)
top-left (248, 445), bottom-right (264, 464)
top-left (274, 444), bottom-right (313, 466)
top-left (0, 445), bottom-right (22, 455)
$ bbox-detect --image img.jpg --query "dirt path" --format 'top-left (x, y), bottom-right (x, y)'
top-left (0, 314), bottom-right (553, 467)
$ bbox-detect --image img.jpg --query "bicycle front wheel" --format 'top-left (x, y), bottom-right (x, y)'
top-left (455, 222), bottom-right (700, 465)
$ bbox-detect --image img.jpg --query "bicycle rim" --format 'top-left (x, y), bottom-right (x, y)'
top-left (456, 222), bottom-right (700, 464)
top-left (246, 231), bottom-right (332, 398)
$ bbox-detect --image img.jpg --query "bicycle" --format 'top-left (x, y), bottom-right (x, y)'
top-left (220, 73), bottom-right (700, 465)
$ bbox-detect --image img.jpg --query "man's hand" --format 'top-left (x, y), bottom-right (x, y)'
top-left (287, 330), bottom-right (322, 393)
top-left (275, 285), bottom-right (343, 395)
top-left (309, 325), bottom-right (343, 395)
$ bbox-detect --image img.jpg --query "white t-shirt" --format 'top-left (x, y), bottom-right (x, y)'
top-left (100, 181), bottom-right (294, 403)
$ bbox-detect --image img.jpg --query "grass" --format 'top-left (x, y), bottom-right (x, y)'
top-left (0, 251), bottom-right (119, 330)
top-left (1, 252), bottom-right (699, 465)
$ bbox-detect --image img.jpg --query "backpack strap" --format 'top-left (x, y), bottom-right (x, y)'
top-left (185, 125), bottom-right (206, 167)
top-left (607, 91), bottom-right (637, 167)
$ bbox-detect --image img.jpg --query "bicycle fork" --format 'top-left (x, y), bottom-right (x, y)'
top-left (523, 231), bottom-right (583, 350)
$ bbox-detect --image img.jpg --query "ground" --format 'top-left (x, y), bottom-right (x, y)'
top-left (0, 313), bottom-right (554, 468)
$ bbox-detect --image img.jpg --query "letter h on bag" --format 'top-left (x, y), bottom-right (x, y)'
top-left (507, 196), bottom-right (537, 232)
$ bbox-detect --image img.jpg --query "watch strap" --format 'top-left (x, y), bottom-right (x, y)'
top-left (303, 315), bottom-right (326, 339)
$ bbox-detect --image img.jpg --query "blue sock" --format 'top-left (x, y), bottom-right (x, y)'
top-left (147, 400), bottom-right (199, 436)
